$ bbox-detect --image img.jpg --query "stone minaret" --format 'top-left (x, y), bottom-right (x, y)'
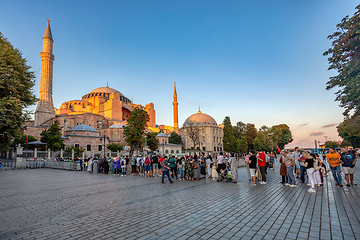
top-left (173, 82), bottom-right (179, 131)
top-left (34, 20), bottom-right (55, 126)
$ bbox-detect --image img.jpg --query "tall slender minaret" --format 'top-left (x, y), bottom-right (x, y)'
top-left (34, 19), bottom-right (55, 126)
top-left (173, 82), bottom-right (179, 131)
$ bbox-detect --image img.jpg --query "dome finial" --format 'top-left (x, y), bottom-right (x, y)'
top-left (106, 81), bottom-right (108, 87)
top-left (198, 105), bottom-right (201, 113)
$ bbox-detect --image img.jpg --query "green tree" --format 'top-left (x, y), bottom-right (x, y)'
top-left (255, 125), bottom-right (276, 152)
top-left (123, 108), bottom-right (150, 157)
top-left (65, 146), bottom-right (85, 157)
top-left (271, 124), bottom-right (293, 150)
top-left (40, 120), bottom-right (64, 151)
top-left (340, 140), bottom-right (351, 147)
top-left (323, 4), bottom-right (360, 116)
top-left (325, 141), bottom-right (339, 148)
top-left (12, 134), bottom-right (37, 147)
top-left (0, 33), bottom-right (37, 152)
top-left (245, 123), bottom-right (257, 150)
top-left (253, 137), bottom-right (266, 151)
top-left (106, 143), bottom-right (124, 152)
top-left (337, 116), bottom-right (360, 148)
top-left (223, 116), bottom-right (237, 152)
top-left (169, 132), bottom-right (182, 144)
top-left (236, 136), bottom-right (248, 153)
top-left (146, 132), bottom-right (159, 152)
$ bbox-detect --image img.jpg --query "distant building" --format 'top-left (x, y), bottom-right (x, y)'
top-left (179, 108), bottom-right (223, 154)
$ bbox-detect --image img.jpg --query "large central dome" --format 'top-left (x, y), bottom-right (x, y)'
top-left (183, 112), bottom-right (217, 127)
top-left (90, 86), bottom-right (123, 96)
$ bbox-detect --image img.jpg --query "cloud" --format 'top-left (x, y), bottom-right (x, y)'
top-left (322, 123), bottom-right (337, 128)
top-left (298, 123), bottom-right (309, 127)
top-left (309, 131), bottom-right (325, 136)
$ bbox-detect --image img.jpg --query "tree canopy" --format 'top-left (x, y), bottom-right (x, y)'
top-left (169, 132), bottom-right (182, 145)
top-left (123, 108), bottom-right (150, 157)
top-left (325, 141), bottom-right (339, 149)
top-left (40, 120), bottom-right (64, 151)
top-left (145, 132), bottom-right (159, 152)
top-left (223, 117), bottom-right (292, 153)
top-left (324, 4), bottom-right (360, 116)
top-left (0, 33), bottom-right (37, 152)
top-left (106, 143), bottom-right (124, 152)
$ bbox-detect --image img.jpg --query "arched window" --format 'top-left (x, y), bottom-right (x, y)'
top-left (113, 132), bottom-right (119, 140)
top-left (171, 150), bottom-right (174, 154)
top-left (176, 150), bottom-right (179, 154)
top-left (165, 150), bottom-right (169, 154)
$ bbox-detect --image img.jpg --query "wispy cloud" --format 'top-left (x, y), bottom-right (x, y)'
top-left (310, 131), bottom-right (325, 136)
top-left (322, 123), bottom-right (337, 128)
top-left (298, 123), bottom-right (309, 127)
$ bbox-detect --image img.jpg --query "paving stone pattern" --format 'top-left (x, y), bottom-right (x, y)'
top-left (0, 167), bottom-right (359, 240)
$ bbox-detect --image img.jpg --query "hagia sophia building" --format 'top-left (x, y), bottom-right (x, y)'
top-left (24, 21), bottom-right (224, 157)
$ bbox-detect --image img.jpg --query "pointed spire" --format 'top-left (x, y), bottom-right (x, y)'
top-left (106, 81), bottom-right (109, 87)
top-left (174, 82), bottom-right (177, 96)
top-left (43, 19), bottom-right (53, 41)
top-left (198, 105), bottom-right (201, 113)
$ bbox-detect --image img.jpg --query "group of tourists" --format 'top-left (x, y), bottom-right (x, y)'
top-left (82, 146), bottom-right (357, 190)
top-left (84, 152), bottom-right (239, 184)
top-left (245, 147), bottom-right (357, 193)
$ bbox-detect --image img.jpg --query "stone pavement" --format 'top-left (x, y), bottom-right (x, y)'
top-left (0, 167), bottom-right (359, 240)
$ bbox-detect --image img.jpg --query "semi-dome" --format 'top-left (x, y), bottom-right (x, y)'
top-left (183, 112), bottom-right (217, 127)
top-left (109, 123), bottom-right (125, 129)
top-left (69, 124), bottom-right (98, 132)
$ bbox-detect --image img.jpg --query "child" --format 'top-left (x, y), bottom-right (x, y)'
top-left (211, 163), bottom-right (219, 181)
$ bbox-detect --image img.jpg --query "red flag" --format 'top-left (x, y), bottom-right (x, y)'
top-left (26, 135), bottom-right (28, 144)
top-left (276, 145), bottom-right (281, 154)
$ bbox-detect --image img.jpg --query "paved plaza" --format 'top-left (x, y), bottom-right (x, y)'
top-left (0, 167), bottom-right (360, 240)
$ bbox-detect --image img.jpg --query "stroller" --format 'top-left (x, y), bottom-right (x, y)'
top-left (217, 166), bottom-right (233, 182)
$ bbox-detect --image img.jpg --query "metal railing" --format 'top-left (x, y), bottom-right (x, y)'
top-left (0, 160), bottom-right (81, 171)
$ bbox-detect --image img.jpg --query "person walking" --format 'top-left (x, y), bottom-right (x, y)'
top-left (340, 148), bottom-right (357, 186)
top-left (161, 156), bottom-right (174, 184)
top-left (228, 153), bottom-right (238, 183)
top-left (326, 148), bottom-right (343, 186)
top-left (282, 151), bottom-right (296, 187)
top-left (144, 155), bottom-right (151, 178)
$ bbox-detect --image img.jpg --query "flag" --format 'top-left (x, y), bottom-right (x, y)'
top-left (276, 145), bottom-right (281, 154)
top-left (26, 135), bottom-right (28, 144)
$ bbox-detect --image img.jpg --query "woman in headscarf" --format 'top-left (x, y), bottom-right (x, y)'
top-left (87, 158), bottom-right (93, 174)
top-left (185, 156), bottom-right (194, 181)
top-left (206, 155), bottom-right (213, 178)
top-left (228, 153), bottom-right (238, 183)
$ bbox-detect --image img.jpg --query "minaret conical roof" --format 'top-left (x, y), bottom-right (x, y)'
top-left (43, 19), bottom-right (53, 41)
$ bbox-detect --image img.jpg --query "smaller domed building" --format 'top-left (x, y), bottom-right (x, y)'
top-left (179, 109), bottom-right (223, 154)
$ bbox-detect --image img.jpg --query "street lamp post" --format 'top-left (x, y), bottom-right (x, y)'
top-left (99, 133), bottom-right (109, 158)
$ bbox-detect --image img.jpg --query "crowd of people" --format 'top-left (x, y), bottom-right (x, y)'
top-left (83, 152), bottom-right (239, 184)
top-left (79, 147), bottom-right (357, 191)
top-left (245, 147), bottom-right (357, 193)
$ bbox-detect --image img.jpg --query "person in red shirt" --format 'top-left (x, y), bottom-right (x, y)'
top-left (159, 154), bottom-right (165, 175)
top-left (257, 150), bottom-right (267, 184)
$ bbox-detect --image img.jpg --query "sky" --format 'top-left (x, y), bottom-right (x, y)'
top-left (1, 0), bottom-right (358, 148)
